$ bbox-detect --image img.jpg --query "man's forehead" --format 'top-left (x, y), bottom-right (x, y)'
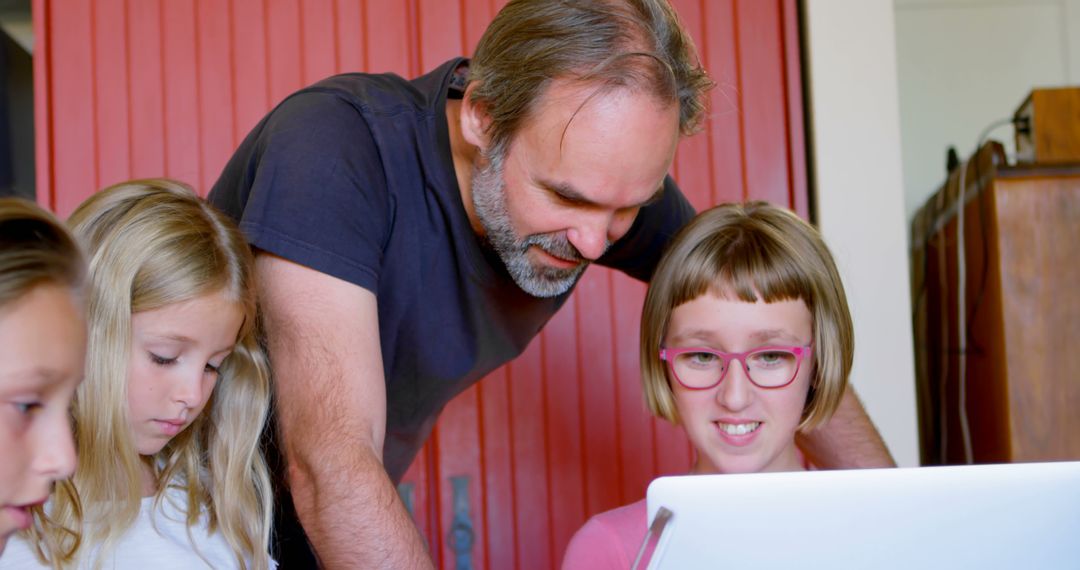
top-left (525, 79), bottom-right (678, 147)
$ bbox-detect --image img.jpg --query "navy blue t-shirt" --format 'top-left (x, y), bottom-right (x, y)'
top-left (211, 57), bottom-right (694, 564)
top-left (211, 57), bottom-right (694, 482)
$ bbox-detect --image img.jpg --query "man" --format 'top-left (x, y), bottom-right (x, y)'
top-left (210, 1), bottom-right (893, 567)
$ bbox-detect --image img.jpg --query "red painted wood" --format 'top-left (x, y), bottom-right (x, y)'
top-left (364, 2), bottom-right (412, 77)
top-left (300, 0), bottom-right (337, 85)
top-left (334, 0), bottom-right (365, 73)
top-left (36, 1), bottom-right (808, 567)
top-left (91, 0), bottom-right (129, 189)
top-left (612, 277), bottom-right (654, 504)
top-left (541, 300), bottom-right (585, 560)
top-left (477, 367), bottom-right (516, 569)
top-left (126, 0), bottom-right (166, 184)
top-left (575, 269), bottom-right (621, 518)
top-left (162, 0), bottom-right (201, 189)
top-left (418, 0), bottom-right (463, 75)
top-left (266, 0), bottom-right (303, 107)
top-left (703, 0), bottom-right (747, 207)
top-left (230, 0), bottom-right (270, 144)
top-left (737, 0), bottom-right (790, 207)
top-left (197, 0), bottom-right (237, 195)
top-left (433, 385), bottom-right (487, 570)
top-left (507, 342), bottom-right (553, 569)
top-left (31, 0), bottom-right (52, 208)
top-left (669, 0), bottom-right (713, 209)
top-left (47, 0), bottom-right (95, 216)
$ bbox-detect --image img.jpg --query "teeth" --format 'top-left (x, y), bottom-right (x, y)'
top-left (718, 421), bottom-right (760, 436)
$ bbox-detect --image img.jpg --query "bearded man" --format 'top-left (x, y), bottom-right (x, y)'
top-left (210, 1), bottom-right (893, 568)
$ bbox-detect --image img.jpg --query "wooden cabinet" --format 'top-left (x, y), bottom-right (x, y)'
top-left (911, 142), bottom-right (1080, 465)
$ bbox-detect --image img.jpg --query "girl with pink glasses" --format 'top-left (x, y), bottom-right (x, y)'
top-left (563, 201), bottom-right (856, 568)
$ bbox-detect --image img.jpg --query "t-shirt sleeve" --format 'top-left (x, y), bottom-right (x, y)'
top-left (597, 175), bottom-right (696, 282)
top-left (561, 516), bottom-right (633, 570)
top-left (215, 89), bottom-right (392, 293)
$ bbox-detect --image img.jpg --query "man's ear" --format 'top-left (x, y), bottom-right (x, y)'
top-left (460, 83), bottom-right (492, 151)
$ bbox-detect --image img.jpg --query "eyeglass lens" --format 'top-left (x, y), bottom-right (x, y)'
top-left (672, 349), bottom-right (798, 388)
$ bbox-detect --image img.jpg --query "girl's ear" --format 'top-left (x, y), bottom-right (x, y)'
top-left (460, 83), bottom-right (492, 151)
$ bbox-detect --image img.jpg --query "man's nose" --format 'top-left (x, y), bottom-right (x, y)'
top-left (566, 211), bottom-right (624, 261)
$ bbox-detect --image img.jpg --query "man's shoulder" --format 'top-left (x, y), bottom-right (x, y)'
top-left (285, 57), bottom-right (467, 120)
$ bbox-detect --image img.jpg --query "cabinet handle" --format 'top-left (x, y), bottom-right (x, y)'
top-left (447, 475), bottom-right (475, 570)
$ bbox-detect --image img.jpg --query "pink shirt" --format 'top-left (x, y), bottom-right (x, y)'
top-left (562, 455), bottom-right (816, 568)
top-left (561, 499), bottom-right (653, 570)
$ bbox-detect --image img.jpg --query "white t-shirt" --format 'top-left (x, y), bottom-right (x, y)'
top-left (0, 486), bottom-right (274, 569)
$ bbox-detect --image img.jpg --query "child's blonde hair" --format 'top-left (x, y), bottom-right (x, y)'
top-left (640, 201), bottom-right (853, 431)
top-left (34, 179), bottom-right (272, 569)
top-left (1, 198), bottom-right (84, 566)
top-left (0, 197), bottom-right (83, 309)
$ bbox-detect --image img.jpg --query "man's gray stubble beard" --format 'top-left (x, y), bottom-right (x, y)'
top-left (470, 149), bottom-right (591, 298)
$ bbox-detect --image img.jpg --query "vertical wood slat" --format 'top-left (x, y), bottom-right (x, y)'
top-left (265, 0), bottom-right (303, 107)
top-left (669, 0), bottom-right (712, 209)
top-left (197, 0), bottom-right (236, 194)
top-left (31, 0), bottom-right (52, 208)
top-left (575, 269), bottom-right (620, 518)
top-left (612, 277), bottom-right (656, 502)
top-left (508, 343), bottom-right (553, 570)
top-left (92, 0), bottom-right (129, 189)
top-left (162, 0), bottom-right (200, 189)
top-left (736, 0), bottom-right (790, 206)
top-left (126, 0), bottom-right (165, 184)
top-left (230, 0), bottom-right (270, 147)
top-left (335, 0), bottom-right (365, 73)
top-left (364, 3), bottom-right (412, 77)
top-left (48, 0), bottom-right (95, 216)
top-left (541, 301), bottom-right (585, 561)
top-left (300, 0), bottom-right (337, 85)
top-left (704, 0), bottom-right (746, 208)
top-left (478, 367), bottom-right (516, 569)
top-left (37, 1), bottom-right (808, 567)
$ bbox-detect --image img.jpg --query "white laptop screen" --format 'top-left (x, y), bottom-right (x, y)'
top-left (645, 461), bottom-right (1080, 569)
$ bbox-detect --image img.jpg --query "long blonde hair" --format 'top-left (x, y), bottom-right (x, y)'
top-left (36, 180), bottom-right (272, 569)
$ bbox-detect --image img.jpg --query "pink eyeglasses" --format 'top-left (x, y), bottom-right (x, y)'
top-left (659, 345), bottom-right (812, 390)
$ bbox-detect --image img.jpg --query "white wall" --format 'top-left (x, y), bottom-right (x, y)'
top-left (895, 0), bottom-right (1080, 222)
top-left (804, 0), bottom-right (920, 467)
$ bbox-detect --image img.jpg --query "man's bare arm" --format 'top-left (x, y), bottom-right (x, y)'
top-left (256, 254), bottom-right (434, 569)
top-left (797, 385), bottom-right (896, 469)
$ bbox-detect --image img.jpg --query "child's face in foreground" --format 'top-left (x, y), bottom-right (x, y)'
top-left (126, 290), bottom-right (243, 456)
top-left (0, 285), bottom-right (84, 553)
top-left (664, 291), bottom-right (814, 475)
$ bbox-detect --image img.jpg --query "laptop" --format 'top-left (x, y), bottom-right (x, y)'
top-left (645, 461), bottom-right (1080, 569)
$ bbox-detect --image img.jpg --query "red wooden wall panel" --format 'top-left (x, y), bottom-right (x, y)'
top-left (34, 1), bottom-right (808, 567)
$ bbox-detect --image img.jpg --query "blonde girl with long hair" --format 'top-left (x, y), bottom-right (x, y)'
top-left (2, 180), bottom-right (273, 569)
top-left (0, 198), bottom-right (84, 558)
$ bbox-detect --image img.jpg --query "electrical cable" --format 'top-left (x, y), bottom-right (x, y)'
top-left (951, 117), bottom-right (1013, 464)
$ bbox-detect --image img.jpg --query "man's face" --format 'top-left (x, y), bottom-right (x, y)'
top-left (471, 82), bottom-right (681, 298)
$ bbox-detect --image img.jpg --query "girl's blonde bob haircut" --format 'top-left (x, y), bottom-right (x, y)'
top-left (32, 180), bottom-right (272, 569)
top-left (640, 202), bottom-right (853, 431)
